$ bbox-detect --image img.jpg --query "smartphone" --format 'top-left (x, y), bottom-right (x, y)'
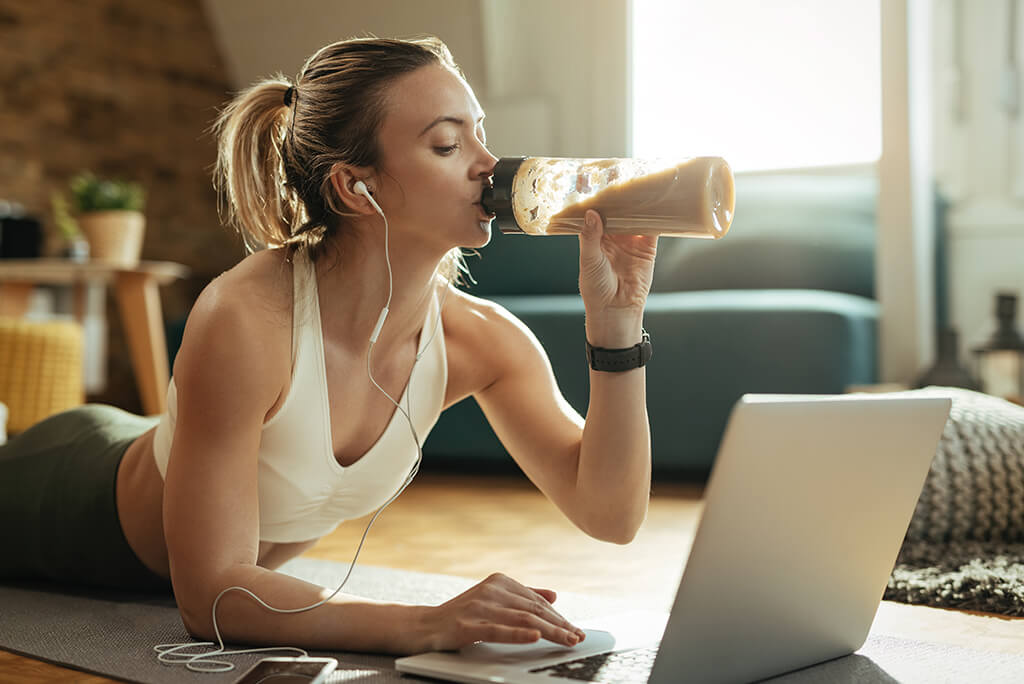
top-left (233, 656), bottom-right (338, 683)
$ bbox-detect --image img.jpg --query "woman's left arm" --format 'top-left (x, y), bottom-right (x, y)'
top-left (472, 209), bottom-right (657, 544)
top-left (575, 209), bottom-right (658, 542)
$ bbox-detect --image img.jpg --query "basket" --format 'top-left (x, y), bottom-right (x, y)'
top-left (0, 317), bottom-right (85, 434)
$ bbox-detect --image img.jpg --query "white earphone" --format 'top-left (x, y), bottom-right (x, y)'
top-left (352, 179), bottom-right (383, 216)
top-left (353, 179), bottom-right (391, 344)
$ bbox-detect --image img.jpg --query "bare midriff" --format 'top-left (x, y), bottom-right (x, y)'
top-left (114, 428), bottom-right (318, 580)
top-left (115, 427), bottom-right (171, 578)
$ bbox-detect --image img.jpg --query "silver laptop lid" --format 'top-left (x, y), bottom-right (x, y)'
top-left (650, 393), bottom-right (951, 684)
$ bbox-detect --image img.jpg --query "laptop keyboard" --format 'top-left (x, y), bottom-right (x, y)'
top-left (528, 646), bottom-right (658, 683)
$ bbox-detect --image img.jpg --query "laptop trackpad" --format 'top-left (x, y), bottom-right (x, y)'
top-left (459, 630), bottom-right (616, 664)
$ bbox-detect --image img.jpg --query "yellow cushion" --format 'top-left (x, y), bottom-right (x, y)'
top-left (0, 317), bottom-right (85, 434)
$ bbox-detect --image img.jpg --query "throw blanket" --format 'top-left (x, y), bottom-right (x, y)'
top-left (883, 387), bottom-right (1024, 616)
top-left (904, 387), bottom-right (1024, 544)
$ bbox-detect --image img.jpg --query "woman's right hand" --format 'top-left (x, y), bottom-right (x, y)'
top-left (412, 573), bottom-right (588, 652)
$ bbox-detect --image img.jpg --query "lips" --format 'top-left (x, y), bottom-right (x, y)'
top-left (474, 202), bottom-right (496, 221)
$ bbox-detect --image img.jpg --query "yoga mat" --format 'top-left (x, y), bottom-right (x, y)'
top-left (2, 558), bottom-right (1024, 683)
top-left (0, 558), bottom-right (632, 683)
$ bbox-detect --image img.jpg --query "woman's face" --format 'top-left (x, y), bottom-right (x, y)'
top-left (370, 64), bottom-right (499, 250)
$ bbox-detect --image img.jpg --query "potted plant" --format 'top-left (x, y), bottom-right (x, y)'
top-left (62, 172), bottom-right (146, 267)
top-left (50, 191), bottom-right (90, 262)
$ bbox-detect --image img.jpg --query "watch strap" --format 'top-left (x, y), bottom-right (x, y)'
top-left (585, 329), bottom-right (652, 372)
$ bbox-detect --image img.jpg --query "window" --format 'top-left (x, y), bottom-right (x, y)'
top-left (630, 0), bottom-right (882, 172)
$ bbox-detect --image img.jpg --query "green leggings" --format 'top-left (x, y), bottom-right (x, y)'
top-left (0, 404), bottom-right (171, 593)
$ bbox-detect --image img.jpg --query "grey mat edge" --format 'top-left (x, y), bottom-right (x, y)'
top-left (3, 559), bottom-right (1024, 684)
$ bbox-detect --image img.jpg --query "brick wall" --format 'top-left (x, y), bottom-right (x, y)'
top-left (0, 0), bottom-right (243, 412)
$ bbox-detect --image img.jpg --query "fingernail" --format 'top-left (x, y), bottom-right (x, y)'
top-left (585, 212), bottom-right (595, 229)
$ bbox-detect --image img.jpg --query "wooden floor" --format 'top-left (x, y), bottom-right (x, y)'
top-left (3, 471), bottom-right (1024, 682)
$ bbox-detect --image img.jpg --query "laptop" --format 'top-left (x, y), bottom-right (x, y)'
top-left (395, 392), bottom-right (952, 684)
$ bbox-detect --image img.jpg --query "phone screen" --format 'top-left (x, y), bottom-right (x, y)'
top-left (234, 658), bottom-right (335, 683)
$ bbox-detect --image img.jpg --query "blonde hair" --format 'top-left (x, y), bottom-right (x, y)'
top-left (211, 35), bottom-right (473, 283)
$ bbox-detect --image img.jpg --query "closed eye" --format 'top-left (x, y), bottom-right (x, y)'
top-left (434, 144), bottom-right (460, 156)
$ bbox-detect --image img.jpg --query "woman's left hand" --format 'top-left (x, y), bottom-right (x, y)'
top-left (578, 209), bottom-right (658, 323)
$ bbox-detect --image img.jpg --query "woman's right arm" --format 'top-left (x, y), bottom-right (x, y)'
top-left (162, 277), bottom-right (418, 653)
top-left (163, 275), bottom-right (585, 654)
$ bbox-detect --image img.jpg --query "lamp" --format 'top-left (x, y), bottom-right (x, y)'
top-left (972, 292), bottom-right (1024, 404)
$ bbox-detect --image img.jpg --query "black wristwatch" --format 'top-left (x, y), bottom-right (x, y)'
top-left (585, 329), bottom-right (652, 372)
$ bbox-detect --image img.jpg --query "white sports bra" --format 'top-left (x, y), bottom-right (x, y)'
top-left (152, 250), bottom-right (448, 543)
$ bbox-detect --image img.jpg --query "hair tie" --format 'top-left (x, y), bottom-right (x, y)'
top-left (284, 86), bottom-right (295, 107)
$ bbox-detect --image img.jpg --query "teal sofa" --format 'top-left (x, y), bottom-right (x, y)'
top-left (422, 172), bottom-right (880, 476)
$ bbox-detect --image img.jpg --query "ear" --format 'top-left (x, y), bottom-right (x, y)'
top-left (328, 163), bottom-right (378, 215)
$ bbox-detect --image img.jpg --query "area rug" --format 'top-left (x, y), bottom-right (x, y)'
top-left (4, 558), bottom-right (1024, 683)
top-left (886, 541), bottom-right (1024, 616)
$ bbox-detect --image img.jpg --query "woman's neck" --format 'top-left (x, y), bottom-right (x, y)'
top-left (310, 228), bottom-right (449, 359)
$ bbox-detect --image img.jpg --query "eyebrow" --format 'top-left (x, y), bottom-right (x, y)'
top-left (418, 114), bottom-right (486, 137)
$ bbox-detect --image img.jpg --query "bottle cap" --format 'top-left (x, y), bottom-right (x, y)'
top-left (480, 157), bottom-right (527, 234)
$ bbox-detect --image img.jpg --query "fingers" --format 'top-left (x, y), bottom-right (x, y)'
top-left (480, 607), bottom-right (582, 647)
top-left (453, 605), bottom-right (582, 648)
top-left (459, 620), bottom-right (542, 645)
top-left (478, 575), bottom-right (586, 647)
top-left (436, 574), bottom-right (588, 650)
top-left (506, 590), bottom-right (583, 641)
top-left (578, 210), bottom-right (615, 307)
top-left (493, 576), bottom-right (575, 628)
top-left (579, 210), bottom-right (605, 267)
top-left (528, 587), bottom-right (557, 604)
top-left (493, 604), bottom-right (585, 647)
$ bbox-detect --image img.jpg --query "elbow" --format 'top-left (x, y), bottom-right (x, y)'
top-left (173, 573), bottom-right (232, 642)
top-left (183, 616), bottom-right (213, 642)
top-left (589, 525), bottom-right (639, 545)
top-left (602, 523), bottom-right (642, 545)
top-left (178, 593), bottom-right (217, 641)
top-left (169, 559), bottom-right (255, 641)
top-left (582, 509), bottom-right (646, 545)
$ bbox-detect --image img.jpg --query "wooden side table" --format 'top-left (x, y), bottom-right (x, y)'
top-left (0, 259), bottom-right (189, 416)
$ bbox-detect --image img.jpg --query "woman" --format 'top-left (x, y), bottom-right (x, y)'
top-left (0, 36), bottom-right (657, 656)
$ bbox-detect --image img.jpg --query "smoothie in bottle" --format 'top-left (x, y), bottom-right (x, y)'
top-left (479, 156), bottom-right (735, 238)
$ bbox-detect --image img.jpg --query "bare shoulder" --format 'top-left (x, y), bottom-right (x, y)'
top-left (444, 286), bottom-right (533, 347)
top-left (174, 249), bottom-right (293, 396)
top-left (442, 286), bottom-right (547, 396)
top-left (185, 249), bottom-right (290, 335)
top-left (189, 249), bottom-right (292, 324)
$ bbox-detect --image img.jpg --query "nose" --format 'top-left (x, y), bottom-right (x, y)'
top-left (475, 147), bottom-right (499, 184)
top-left (484, 147), bottom-right (499, 171)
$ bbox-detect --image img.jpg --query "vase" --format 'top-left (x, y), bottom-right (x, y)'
top-left (77, 210), bottom-right (145, 267)
top-left (913, 327), bottom-right (979, 390)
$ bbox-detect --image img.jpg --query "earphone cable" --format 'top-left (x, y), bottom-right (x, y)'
top-left (155, 187), bottom-right (450, 674)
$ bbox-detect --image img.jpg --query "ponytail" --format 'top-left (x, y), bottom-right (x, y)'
top-left (211, 76), bottom-right (299, 253)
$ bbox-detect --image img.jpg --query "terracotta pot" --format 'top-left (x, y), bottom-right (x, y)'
top-left (77, 210), bottom-right (145, 267)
